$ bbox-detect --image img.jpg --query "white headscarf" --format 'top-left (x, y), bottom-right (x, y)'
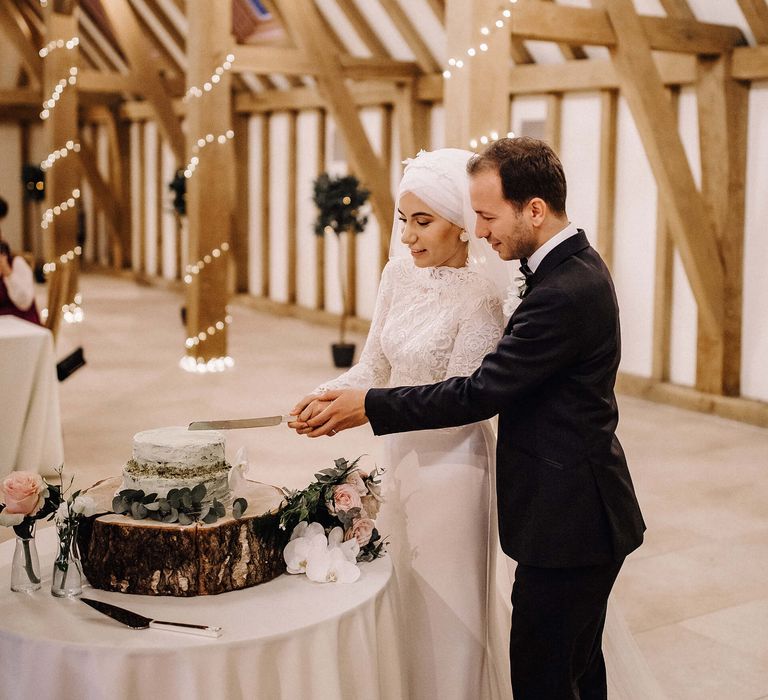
top-left (390, 148), bottom-right (512, 299)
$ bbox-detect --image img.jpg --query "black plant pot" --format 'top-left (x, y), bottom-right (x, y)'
top-left (331, 343), bottom-right (356, 368)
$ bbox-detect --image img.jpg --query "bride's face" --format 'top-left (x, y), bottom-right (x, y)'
top-left (397, 192), bottom-right (468, 269)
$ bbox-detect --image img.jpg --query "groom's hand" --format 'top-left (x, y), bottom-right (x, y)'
top-left (295, 390), bottom-right (368, 437)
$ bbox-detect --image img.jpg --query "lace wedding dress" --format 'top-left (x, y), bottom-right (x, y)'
top-left (316, 258), bottom-right (511, 699)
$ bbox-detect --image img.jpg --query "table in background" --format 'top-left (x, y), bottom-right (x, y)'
top-left (0, 527), bottom-right (404, 700)
top-left (0, 317), bottom-right (63, 477)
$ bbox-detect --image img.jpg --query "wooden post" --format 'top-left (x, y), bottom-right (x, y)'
top-left (596, 89), bottom-right (617, 270)
top-left (185, 0), bottom-right (234, 363)
top-left (42, 7), bottom-right (80, 338)
top-left (444, 0), bottom-right (511, 149)
top-left (695, 54), bottom-right (748, 396)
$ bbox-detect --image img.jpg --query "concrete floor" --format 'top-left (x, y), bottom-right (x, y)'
top-left (14, 273), bottom-right (768, 699)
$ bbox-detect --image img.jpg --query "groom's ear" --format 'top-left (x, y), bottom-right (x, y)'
top-left (527, 197), bottom-right (547, 226)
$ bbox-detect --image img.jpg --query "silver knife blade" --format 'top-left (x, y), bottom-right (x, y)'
top-left (80, 598), bottom-right (222, 638)
top-left (188, 415), bottom-right (290, 430)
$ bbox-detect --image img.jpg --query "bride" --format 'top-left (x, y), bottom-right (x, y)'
top-left (291, 148), bottom-right (514, 699)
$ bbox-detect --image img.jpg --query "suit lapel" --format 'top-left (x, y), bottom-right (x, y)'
top-left (529, 230), bottom-right (590, 287)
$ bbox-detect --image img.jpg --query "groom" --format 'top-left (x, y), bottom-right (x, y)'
top-left (291, 137), bottom-right (645, 699)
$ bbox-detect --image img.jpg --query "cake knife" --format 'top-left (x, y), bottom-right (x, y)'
top-left (80, 598), bottom-right (223, 638)
top-left (187, 415), bottom-right (291, 430)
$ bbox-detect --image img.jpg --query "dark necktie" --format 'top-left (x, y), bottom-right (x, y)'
top-left (519, 259), bottom-right (534, 297)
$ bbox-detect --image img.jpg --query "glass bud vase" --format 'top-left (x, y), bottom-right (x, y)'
top-left (11, 535), bottom-right (41, 593)
top-left (51, 523), bottom-right (83, 598)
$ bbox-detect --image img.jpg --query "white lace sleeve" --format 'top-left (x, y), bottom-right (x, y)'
top-left (445, 290), bottom-right (504, 379)
top-left (314, 262), bottom-right (395, 393)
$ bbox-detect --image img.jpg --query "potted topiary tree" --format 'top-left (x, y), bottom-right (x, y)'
top-left (312, 173), bottom-right (369, 368)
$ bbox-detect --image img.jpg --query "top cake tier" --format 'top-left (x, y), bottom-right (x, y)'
top-left (133, 426), bottom-right (225, 469)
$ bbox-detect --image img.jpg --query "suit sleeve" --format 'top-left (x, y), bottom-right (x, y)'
top-left (366, 286), bottom-right (583, 435)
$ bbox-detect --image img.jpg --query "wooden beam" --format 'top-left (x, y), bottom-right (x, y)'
top-left (0, 89), bottom-right (39, 106)
top-left (658, 0), bottom-right (695, 20)
top-left (232, 112), bottom-right (250, 293)
top-left (274, 0), bottom-right (395, 260)
top-left (540, 0), bottom-right (588, 60)
top-left (735, 0), bottom-right (768, 45)
top-left (695, 54), bottom-right (748, 396)
top-left (544, 93), bottom-right (562, 154)
top-left (229, 45), bottom-right (318, 76)
top-left (380, 105), bottom-right (393, 271)
top-left (78, 70), bottom-right (136, 94)
top-left (75, 140), bottom-right (123, 265)
top-left (445, 0), bottom-right (511, 148)
top-left (234, 82), bottom-right (401, 113)
top-left (595, 0), bottom-right (724, 339)
top-left (335, 0), bottom-right (389, 57)
top-left (0, 1), bottom-right (43, 87)
top-left (596, 89), bottom-right (617, 271)
top-left (185, 0), bottom-right (234, 361)
top-left (424, 0), bottom-right (445, 24)
top-left (396, 81), bottom-right (430, 162)
top-left (508, 1), bottom-right (745, 54)
top-left (616, 373), bottom-right (768, 429)
top-left (99, 0), bottom-right (185, 162)
top-left (732, 45), bottom-right (768, 79)
top-left (651, 87), bottom-right (679, 383)
top-left (337, 55), bottom-right (420, 80)
top-left (379, 0), bottom-right (440, 73)
top-left (507, 53), bottom-right (697, 94)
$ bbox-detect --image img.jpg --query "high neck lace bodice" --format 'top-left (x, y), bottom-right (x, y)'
top-left (316, 258), bottom-right (503, 392)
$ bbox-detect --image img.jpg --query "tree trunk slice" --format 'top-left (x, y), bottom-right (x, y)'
top-left (77, 477), bottom-right (289, 596)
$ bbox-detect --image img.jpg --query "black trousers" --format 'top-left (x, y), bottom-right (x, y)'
top-left (510, 558), bottom-right (624, 700)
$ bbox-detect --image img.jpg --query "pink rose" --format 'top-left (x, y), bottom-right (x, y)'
top-left (330, 483), bottom-right (362, 514)
top-left (344, 517), bottom-right (375, 547)
top-left (0, 472), bottom-right (45, 516)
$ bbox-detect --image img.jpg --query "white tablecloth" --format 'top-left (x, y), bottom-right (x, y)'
top-left (0, 317), bottom-right (63, 477)
top-left (0, 527), bottom-right (405, 700)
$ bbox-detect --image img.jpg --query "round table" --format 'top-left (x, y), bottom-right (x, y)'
top-left (0, 527), bottom-right (404, 700)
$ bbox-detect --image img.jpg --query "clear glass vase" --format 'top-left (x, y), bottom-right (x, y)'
top-left (51, 522), bottom-right (83, 598)
top-left (11, 535), bottom-right (41, 593)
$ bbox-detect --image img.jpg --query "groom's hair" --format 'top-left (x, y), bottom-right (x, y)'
top-left (467, 137), bottom-right (567, 215)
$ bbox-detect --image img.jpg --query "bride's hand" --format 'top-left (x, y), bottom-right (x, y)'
top-left (296, 390), bottom-right (368, 437)
top-left (288, 395), bottom-right (329, 431)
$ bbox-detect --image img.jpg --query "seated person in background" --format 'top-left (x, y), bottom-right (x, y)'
top-left (0, 240), bottom-right (41, 325)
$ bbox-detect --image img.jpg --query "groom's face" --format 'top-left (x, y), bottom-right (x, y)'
top-left (469, 170), bottom-right (536, 261)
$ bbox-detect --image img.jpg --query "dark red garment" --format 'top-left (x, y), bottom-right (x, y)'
top-left (0, 256), bottom-right (42, 325)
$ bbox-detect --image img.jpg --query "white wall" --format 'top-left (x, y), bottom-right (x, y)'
top-left (160, 142), bottom-right (177, 280)
top-left (130, 122), bottom-right (142, 273)
top-left (742, 82), bottom-right (768, 401)
top-left (247, 115), bottom-right (264, 296)
top-left (295, 111), bottom-right (320, 309)
top-left (143, 122), bottom-right (159, 277)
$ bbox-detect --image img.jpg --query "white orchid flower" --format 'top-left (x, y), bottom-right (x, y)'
top-left (327, 526), bottom-right (344, 549)
top-left (228, 447), bottom-right (249, 495)
top-left (306, 546), bottom-right (360, 584)
top-left (290, 521), bottom-right (324, 542)
top-left (284, 531), bottom-right (327, 574)
top-left (72, 494), bottom-right (98, 517)
top-left (325, 526), bottom-right (359, 562)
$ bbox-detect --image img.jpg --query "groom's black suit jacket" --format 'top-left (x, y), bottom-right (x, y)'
top-left (366, 230), bottom-right (645, 568)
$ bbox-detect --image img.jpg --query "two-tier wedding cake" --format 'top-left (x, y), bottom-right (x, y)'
top-left (121, 426), bottom-right (231, 505)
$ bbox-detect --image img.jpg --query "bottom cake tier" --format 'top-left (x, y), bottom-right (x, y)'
top-left (77, 477), bottom-right (289, 596)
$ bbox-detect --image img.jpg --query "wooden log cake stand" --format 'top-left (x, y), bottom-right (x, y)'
top-left (78, 477), bottom-right (289, 596)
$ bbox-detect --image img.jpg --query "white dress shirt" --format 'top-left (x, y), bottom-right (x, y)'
top-left (525, 222), bottom-right (579, 273)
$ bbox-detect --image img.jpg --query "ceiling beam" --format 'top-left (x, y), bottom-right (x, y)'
top-left (594, 0), bottom-right (724, 338)
top-left (99, 0), bottom-right (185, 162)
top-left (78, 70), bottom-right (137, 94)
top-left (540, 0), bottom-right (589, 60)
top-left (337, 55), bottom-right (420, 80)
top-left (335, 0), bottom-right (390, 57)
top-left (379, 0), bottom-right (440, 73)
top-left (733, 44), bottom-right (768, 78)
top-left (735, 0), bottom-right (768, 44)
top-left (273, 0), bottom-right (396, 261)
top-left (0, 88), bottom-right (39, 106)
top-left (658, 0), bottom-right (695, 20)
top-left (0, 1), bottom-right (43, 87)
top-left (509, 0), bottom-right (746, 54)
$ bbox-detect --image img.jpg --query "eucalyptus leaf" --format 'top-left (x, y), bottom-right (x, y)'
top-left (191, 483), bottom-right (207, 502)
top-left (232, 498), bottom-right (247, 519)
top-left (181, 491), bottom-right (193, 509)
top-left (202, 509), bottom-right (218, 524)
top-left (178, 512), bottom-right (193, 526)
top-left (144, 501), bottom-right (161, 512)
top-left (141, 492), bottom-right (158, 504)
top-left (168, 491), bottom-right (181, 509)
top-left (112, 496), bottom-right (128, 514)
top-left (158, 499), bottom-right (171, 514)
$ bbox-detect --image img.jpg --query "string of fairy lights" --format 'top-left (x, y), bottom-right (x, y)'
top-left (183, 54), bottom-right (235, 101)
top-left (442, 0), bottom-right (519, 149)
top-left (38, 26), bottom-right (84, 324)
top-left (183, 130), bottom-right (235, 179)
